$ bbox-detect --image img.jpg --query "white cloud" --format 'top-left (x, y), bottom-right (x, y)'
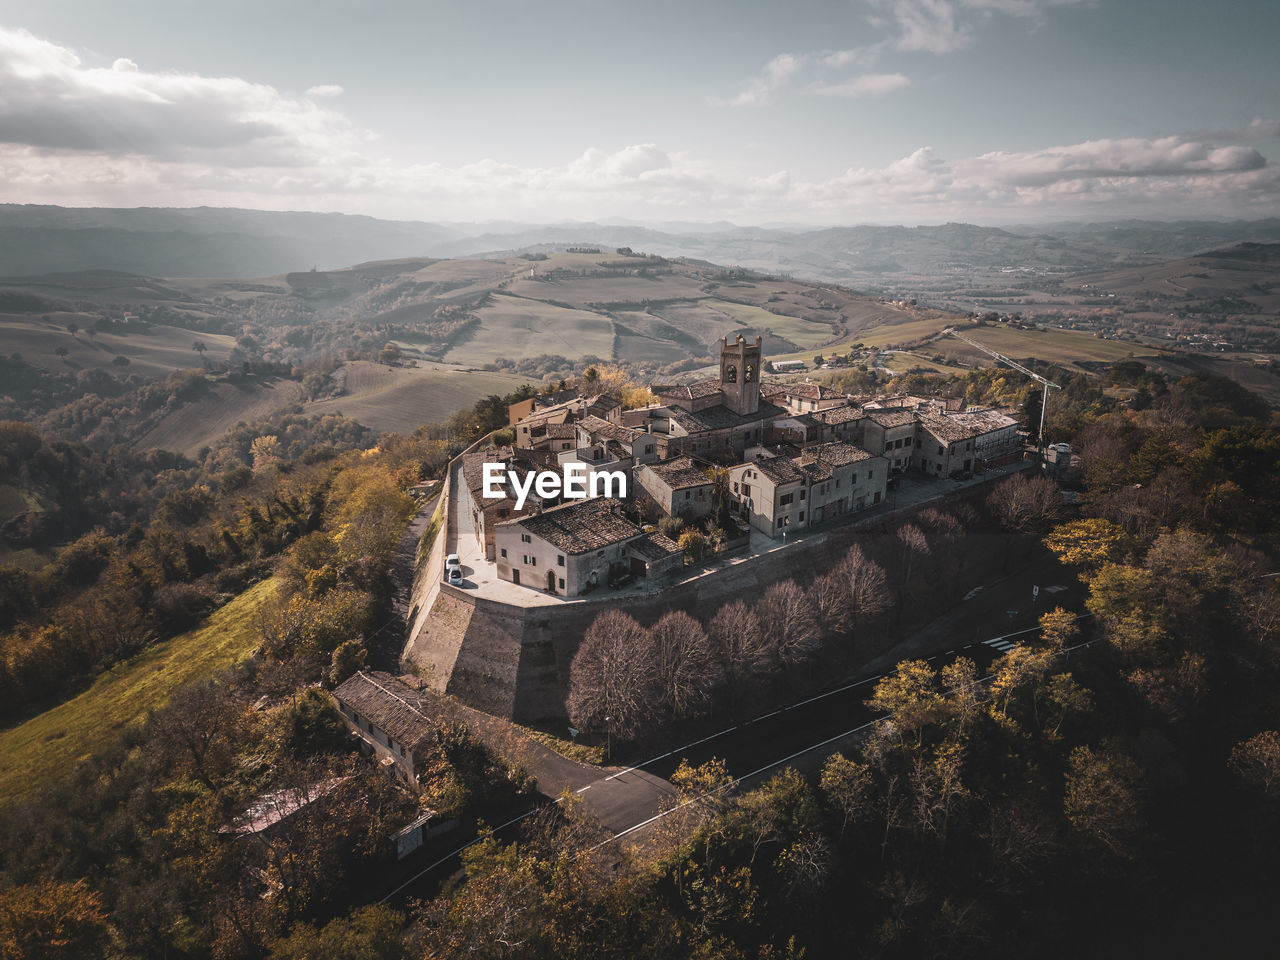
top-left (0, 27), bottom-right (1274, 224)
top-left (0, 27), bottom-right (361, 164)
top-left (809, 73), bottom-right (911, 98)
top-left (722, 53), bottom-right (808, 107)
top-left (306, 84), bottom-right (344, 98)
top-left (1192, 117), bottom-right (1280, 143)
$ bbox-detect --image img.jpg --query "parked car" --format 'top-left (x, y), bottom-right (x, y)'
top-left (444, 554), bottom-right (462, 584)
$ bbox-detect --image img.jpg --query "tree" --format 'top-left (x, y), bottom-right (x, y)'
top-left (866, 659), bottom-right (943, 742)
top-left (707, 599), bottom-right (770, 706)
top-left (820, 753), bottom-right (874, 838)
top-left (650, 610), bottom-right (719, 720)
top-left (112, 354), bottom-right (131, 367)
top-left (756, 580), bottom-right (820, 668)
top-left (1064, 744), bottom-right (1143, 859)
top-left (54, 345), bottom-right (68, 358)
top-left (268, 905), bottom-right (406, 960)
top-left (894, 523), bottom-right (930, 617)
top-left (0, 878), bottom-right (108, 960)
top-left (192, 339), bottom-right (208, 356)
top-left (679, 528), bottom-right (711, 562)
top-left (567, 610), bottom-right (654, 741)
top-left (1229, 731), bottom-right (1280, 798)
top-left (1038, 606), bottom-right (1079, 650)
top-left (839, 544), bottom-right (888, 634)
top-left (988, 473), bottom-right (1066, 535)
top-left (65, 321), bottom-right (79, 337)
top-left (808, 571), bottom-right (853, 640)
top-left (1045, 518), bottom-right (1132, 576)
top-left (378, 343), bottom-right (401, 365)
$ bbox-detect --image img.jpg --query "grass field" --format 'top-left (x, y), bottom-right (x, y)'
top-left (447, 294), bottom-right (616, 365)
top-left (138, 378), bottom-right (304, 456)
top-left (705, 299), bottom-right (837, 348)
top-left (0, 577), bottom-right (278, 807)
top-left (305, 361), bottom-right (532, 434)
top-left (0, 313), bottom-right (234, 378)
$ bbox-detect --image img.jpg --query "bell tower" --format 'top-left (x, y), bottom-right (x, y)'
top-left (719, 334), bottom-right (761, 416)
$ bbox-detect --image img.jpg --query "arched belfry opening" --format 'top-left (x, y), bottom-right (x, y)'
top-left (719, 334), bottom-right (761, 415)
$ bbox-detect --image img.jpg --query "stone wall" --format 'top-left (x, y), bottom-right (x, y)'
top-left (402, 452), bottom-right (1021, 723)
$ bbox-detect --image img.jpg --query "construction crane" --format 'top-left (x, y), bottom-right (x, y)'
top-left (942, 327), bottom-right (1060, 454)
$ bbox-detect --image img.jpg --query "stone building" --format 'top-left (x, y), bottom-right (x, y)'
top-left (332, 671), bottom-right (438, 788)
top-left (494, 497), bottom-right (682, 596)
top-left (634, 456), bottom-right (716, 521)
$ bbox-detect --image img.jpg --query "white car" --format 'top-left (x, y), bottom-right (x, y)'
top-left (444, 554), bottom-right (462, 583)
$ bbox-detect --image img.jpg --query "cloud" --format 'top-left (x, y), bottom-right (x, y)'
top-left (809, 73), bottom-right (912, 98)
top-left (878, 0), bottom-right (971, 54)
top-left (0, 26), bottom-right (360, 164)
top-left (722, 53), bottom-right (808, 107)
top-left (0, 26), bottom-right (1273, 223)
top-left (306, 84), bottom-right (344, 98)
top-left (1190, 117), bottom-right (1280, 143)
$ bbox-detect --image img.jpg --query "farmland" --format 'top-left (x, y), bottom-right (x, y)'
top-left (0, 313), bottom-right (234, 377)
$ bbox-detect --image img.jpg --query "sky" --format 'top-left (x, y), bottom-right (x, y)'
top-left (0, 0), bottom-right (1277, 226)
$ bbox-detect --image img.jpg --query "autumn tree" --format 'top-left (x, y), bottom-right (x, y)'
top-left (1229, 730), bottom-right (1280, 798)
top-left (1064, 743), bottom-right (1143, 859)
top-left (0, 878), bottom-right (108, 960)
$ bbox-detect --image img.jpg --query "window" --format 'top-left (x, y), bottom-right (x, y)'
top-left (558, 578), bottom-right (566, 589)
top-left (557, 555), bottom-right (565, 567)
top-left (498, 508), bottom-right (508, 517)
top-left (733, 481), bottom-right (739, 493)
top-left (521, 533), bottom-right (532, 543)
top-left (799, 489), bottom-right (806, 501)
top-left (645, 444), bottom-right (655, 454)
top-left (835, 478), bottom-right (841, 488)
top-left (530, 556), bottom-right (537, 566)
top-left (780, 492), bottom-right (794, 506)
top-left (500, 548), bottom-right (508, 559)
top-left (867, 470), bottom-right (873, 479)
top-left (937, 445), bottom-right (944, 455)
top-left (685, 490), bottom-right (691, 499)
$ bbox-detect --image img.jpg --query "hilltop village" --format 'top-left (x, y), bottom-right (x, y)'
top-left (458, 335), bottom-right (1020, 599)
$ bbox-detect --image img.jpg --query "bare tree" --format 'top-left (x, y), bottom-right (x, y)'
top-left (894, 523), bottom-right (931, 618)
top-left (707, 599), bottom-right (770, 706)
top-left (650, 610), bottom-right (719, 721)
top-left (567, 610), bottom-right (655, 741)
top-left (839, 543), bottom-right (889, 634)
top-left (757, 580), bottom-right (821, 668)
top-left (808, 570), bottom-right (853, 640)
top-left (987, 474), bottom-right (1066, 565)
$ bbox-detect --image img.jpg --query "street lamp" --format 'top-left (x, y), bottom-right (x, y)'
top-left (604, 716), bottom-right (612, 762)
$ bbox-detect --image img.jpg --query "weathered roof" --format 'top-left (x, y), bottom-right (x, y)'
top-left (746, 456), bottom-right (805, 485)
top-left (629, 530), bottom-right (682, 561)
top-left (669, 400), bottom-right (786, 434)
top-left (760, 382), bottom-right (790, 399)
top-left (332, 672), bottom-right (439, 753)
top-left (652, 379), bottom-right (723, 402)
top-left (812, 405), bottom-right (863, 425)
top-left (798, 460), bottom-right (831, 483)
top-left (578, 415), bottom-right (642, 444)
top-left (805, 440), bottom-right (875, 468)
top-left (506, 497), bottom-right (641, 555)
top-left (917, 413), bottom-right (981, 444)
top-left (585, 394), bottom-right (621, 416)
top-left (545, 423), bottom-right (577, 440)
top-left (863, 409), bottom-right (917, 429)
top-left (951, 409), bottom-right (1018, 435)
top-left (643, 456), bottom-right (712, 491)
top-left (783, 383), bottom-right (845, 401)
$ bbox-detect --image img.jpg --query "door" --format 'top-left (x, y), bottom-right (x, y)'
top-left (546, 570), bottom-right (556, 593)
top-left (512, 569), bottom-right (520, 585)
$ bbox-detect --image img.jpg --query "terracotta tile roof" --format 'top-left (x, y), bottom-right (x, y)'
top-left (652, 379), bottom-right (723, 402)
top-left (812, 405), bottom-right (863, 425)
top-left (629, 531), bottom-right (682, 561)
top-left (863, 409), bottom-right (918, 429)
top-left (748, 456), bottom-right (805, 485)
top-left (508, 497), bottom-right (641, 555)
top-left (805, 440), bottom-right (875, 467)
top-left (669, 400), bottom-right (786, 433)
top-left (918, 413), bottom-right (980, 444)
top-left (332, 672), bottom-right (439, 753)
top-left (578, 415), bottom-right (642, 444)
top-left (642, 456), bottom-right (713, 490)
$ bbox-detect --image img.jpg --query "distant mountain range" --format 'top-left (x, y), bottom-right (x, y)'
top-left (2, 204), bottom-right (1280, 284)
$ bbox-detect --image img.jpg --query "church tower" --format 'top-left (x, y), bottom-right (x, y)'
top-left (719, 334), bottom-right (761, 416)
